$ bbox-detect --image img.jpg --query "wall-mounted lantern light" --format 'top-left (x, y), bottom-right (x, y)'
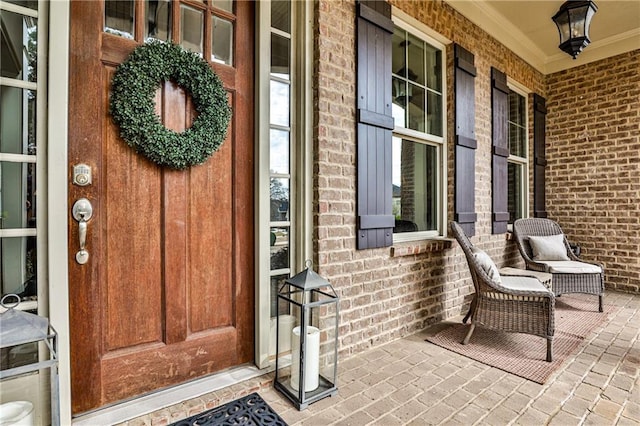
top-left (552, 1), bottom-right (598, 59)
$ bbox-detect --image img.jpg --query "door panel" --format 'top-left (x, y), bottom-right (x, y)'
top-left (68, 0), bottom-right (254, 413)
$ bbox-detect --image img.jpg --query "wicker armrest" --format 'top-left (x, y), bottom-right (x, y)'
top-left (493, 276), bottom-right (554, 298)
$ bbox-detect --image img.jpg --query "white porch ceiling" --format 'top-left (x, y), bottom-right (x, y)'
top-left (445, 0), bottom-right (640, 74)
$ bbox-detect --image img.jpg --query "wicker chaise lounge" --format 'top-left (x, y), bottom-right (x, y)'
top-left (513, 218), bottom-right (604, 312)
top-left (450, 221), bottom-right (555, 362)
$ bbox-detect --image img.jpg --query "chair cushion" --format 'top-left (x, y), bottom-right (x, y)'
top-left (470, 247), bottom-right (501, 283)
top-left (528, 234), bottom-right (570, 261)
top-left (500, 276), bottom-right (552, 293)
top-left (538, 260), bottom-right (602, 274)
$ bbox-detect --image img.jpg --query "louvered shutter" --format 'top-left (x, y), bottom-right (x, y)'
top-left (491, 67), bottom-right (509, 234)
top-left (355, 0), bottom-right (395, 249)
top-left (454, 44), bottom-right (477, 236)
top-left (533, 94), bottom-right (548, 218)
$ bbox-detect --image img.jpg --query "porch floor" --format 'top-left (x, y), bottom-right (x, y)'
top-left (120, 290), bottom-right (640, 425)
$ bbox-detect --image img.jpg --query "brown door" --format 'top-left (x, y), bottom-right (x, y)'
top-left (67, 0), bottom-right (254, 414)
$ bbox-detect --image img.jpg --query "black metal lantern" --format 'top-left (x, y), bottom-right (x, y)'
top-left (274, 261), bottom-right (339, 410)
top-left (552, 1), bottom-right (598, 59)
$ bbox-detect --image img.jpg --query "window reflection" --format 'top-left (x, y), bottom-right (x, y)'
top-left (508, 92), bottom-right (527, 157)
top-left (1, 162), bottom-right (37, 229)
top-left (105, 0), bottom-right (135, 39)
top-left (508, 162), bottom-right (524, 223)
top-left (271, 0), bottom-right (290, 33)
top-left (392, 77), bottom-right (407, 128)
top-left (0, 0), bottom-right (39, 340)
top-left (392, 27), bottom-right (442, 140)
top-left (270, 129), bottom-right (290, 174)
top-left (3, 1), bottom-right (38, 10)
top-left (0, 11), bottom-right (37, 81)
top-left (392, 138), bottom-right (438, 232)
top-left (0, 87), bottom-right (37, 155)
top-left (146, 0), bottom-right (171, 41)
top-left (270, 178), bottom-right (289, 221)
top-left (427, 91), bottom-right (442, 137)
top-left (180, 4), bottom-right (203, 54)
top-left (407, 33), bottom-right (425, 86)
top-left (507, 90), bottom-right (528, 224)
top-left (425, 45), bottom-right (442, 92)
top-left (407, 84), bottom-right (425, 132)
top-left (212, 16), bottom-right (233, 65)
top-left (270, 275), bottom-right (289, 317)
top-left (271, 33), bottom-right (290, 79)
top-left (0, 236), bottom-right (37, 300)
top-left (270, 81), bottom-right (290, 127)
top-left (270, 227), bottom-right (289, 271)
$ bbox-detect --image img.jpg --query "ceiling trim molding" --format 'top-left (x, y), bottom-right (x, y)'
top-left (445, 0), bottom-right (640, 75)
top-left (543, 27), bottom-right (640, 74)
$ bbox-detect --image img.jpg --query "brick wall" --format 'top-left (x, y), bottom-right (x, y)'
top-left (546, 51), bottom-right (640, 293)
top-left (313, 0), bottom-right (549, 359)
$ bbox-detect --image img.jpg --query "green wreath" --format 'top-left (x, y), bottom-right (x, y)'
top-left (109, 41), bottom-right (231, 169)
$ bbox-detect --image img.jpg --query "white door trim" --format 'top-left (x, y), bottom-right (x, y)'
top-left (47, 1), bottom-right (71, 424)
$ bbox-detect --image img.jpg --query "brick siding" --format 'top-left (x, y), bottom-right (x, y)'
top-left (546, 51), bottom-right (640, 293)
top-left (314, 0), bottom-right (639, 360)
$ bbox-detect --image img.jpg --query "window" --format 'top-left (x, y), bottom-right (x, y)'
top-left (507, 88), bottom-right (528, 223)
top-left (0, 0), bottom-right (43, 367)
top-left (391, 22), bottom-right (445, 239)
top-left (268, 0), bottom-right (293, 323)
top-left (105, 0), bottom-right (234, 65)
top-left (257, 0), bottom-right (312, 366)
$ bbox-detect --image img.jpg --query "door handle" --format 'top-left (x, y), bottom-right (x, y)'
top-left (72, 198), bottom-right (93, 265)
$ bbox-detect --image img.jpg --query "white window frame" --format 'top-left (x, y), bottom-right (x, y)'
top-left (255, 0), bottom-right (313, 370)
top-left (506, 78), bottom-right (530, 226)
top-left (390, 11), bottom-right (448, 242)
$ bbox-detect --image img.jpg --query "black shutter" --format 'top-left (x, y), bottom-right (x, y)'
top-left (533, 94), bottom-right (548, 218)
top-left (356, 0), bottom-right (394, 249)
top-left (491, 67), bottom-right (509, 234)
top-left (454, 44), bottom-right (477, 236)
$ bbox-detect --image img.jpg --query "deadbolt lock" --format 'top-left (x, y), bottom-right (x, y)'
top-left (73, 163), bottom-right (92, 186)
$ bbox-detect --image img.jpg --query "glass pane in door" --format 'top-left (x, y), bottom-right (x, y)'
top-left (0, 236), bottom-right (37, 298)
top-left (211, 16), bottom-right (233, 65)
top-left (145, 0), bottom-right (171, 41)
top-left (0, 87), bottom-right (37, 155)
top-left (105, 0), bottom-right (135, 39)
top-left (1, 162), bottom-right (37, 229)
top-left (0, 11), bottom-right (37, 80)
top-left (270, 178), bottom-right (289, 221)
top-left (180, 4), bottom-right (203, 54)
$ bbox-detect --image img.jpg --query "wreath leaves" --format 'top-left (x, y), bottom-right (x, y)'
top-left (109, 41), bottom-right (231, 169)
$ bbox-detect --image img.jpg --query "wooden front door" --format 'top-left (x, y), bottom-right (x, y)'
top-left (67, 0), bottom-right (254, 414)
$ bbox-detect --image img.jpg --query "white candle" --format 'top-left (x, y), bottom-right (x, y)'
top-left (270, 315), bottom-right (296, 355)
top-left (291, 326), bottom-right (320, 392)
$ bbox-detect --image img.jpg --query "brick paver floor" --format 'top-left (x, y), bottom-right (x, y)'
top-left (123, 291), bottom-right (640, 425)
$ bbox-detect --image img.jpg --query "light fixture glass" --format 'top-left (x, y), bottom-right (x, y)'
top-left (552, 1), bottom-right (598, 59)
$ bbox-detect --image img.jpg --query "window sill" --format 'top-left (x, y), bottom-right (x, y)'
top-left (390, 238), bottom-right (454, 257)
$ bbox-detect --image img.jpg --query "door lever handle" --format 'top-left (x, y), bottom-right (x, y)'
top-left (78, 215), bottom-right (87, 251)
top-left (72, 198), bottom-right (93, 265)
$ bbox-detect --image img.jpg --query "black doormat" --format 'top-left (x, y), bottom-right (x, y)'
top-left (170, 392), bottom-right (288, 426)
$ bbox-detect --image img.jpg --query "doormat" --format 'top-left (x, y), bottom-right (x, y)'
top-left (170, 392), bottom-right (288, 426)
top-left (426, 294), bottom-right (617, 384)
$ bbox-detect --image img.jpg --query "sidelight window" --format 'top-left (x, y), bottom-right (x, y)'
top-left (268, 0), bottom-right (293, 322)
top-left (257, 0), bottom-right (312, 366)
top-left (0, 0), bottom-right (46, 381)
